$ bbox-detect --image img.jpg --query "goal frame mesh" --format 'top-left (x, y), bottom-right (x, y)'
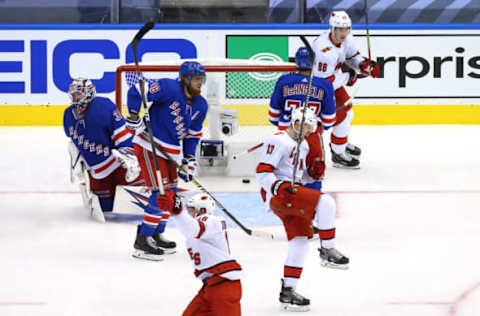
top-left (115, 61), bottom-right (297, 119)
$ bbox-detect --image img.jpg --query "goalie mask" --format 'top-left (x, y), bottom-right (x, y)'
top-left (290, 107), bottom-right (317, 136)
top-left (186, 193), bottom-right (215, 217)
top-left (69, 78), bottom-right (96, 119)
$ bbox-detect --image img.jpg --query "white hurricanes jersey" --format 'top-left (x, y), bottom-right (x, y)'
top-left (173, 211), bottom-right (243, 281)
top-left (256, 131), bottom-right (310, 208)
top-left (311, 31), bottom-right (364, 90)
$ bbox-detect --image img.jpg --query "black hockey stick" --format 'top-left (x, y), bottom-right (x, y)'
top-left (291, 36), bottom-right (325, 187)
top-left (364, 0), bottom-right (372, 72)
top-left (153, 143), bottom-right (274, 240)
top-left (130, 22), bottom-right (164, 194)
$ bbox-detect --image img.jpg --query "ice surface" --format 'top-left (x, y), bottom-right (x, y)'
top-left (0, 125), bottom-right (479, 316)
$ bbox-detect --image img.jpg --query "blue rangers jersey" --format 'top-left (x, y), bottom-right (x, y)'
top-left (63, 96), bottom-right (133, 179)
top-left (269, 73), bottom-right (336, 130)
top-left (128, 78), bottom-right (208, 160)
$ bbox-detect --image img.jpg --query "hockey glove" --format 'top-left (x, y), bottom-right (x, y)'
top-left (308, 157), bottom-right (326, 180)
top-left (171, 193), bottom-right (183, 215)
top-left (178, 155), bottom-right (198, 182)
top-left (272, 181), bottom-right (295, 207)
top-left (153, 190), bottom-right (183, 215)
top-left (359, 59), bottom-right (379, 78)
top-left (112, 148), bottom-right (141, 182)
top-left (127, 85), bottom-right (142, 116)
top-left (346, 68), bottom-right (358, 87)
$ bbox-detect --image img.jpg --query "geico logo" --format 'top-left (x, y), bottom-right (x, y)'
top-left (376, 47), bottom-right (480, 87)
top-left (0, 38), bottom-right (196, 94)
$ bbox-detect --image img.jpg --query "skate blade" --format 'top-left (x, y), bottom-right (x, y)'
top-left (132, 250), bottom-right (164, 261)
top-left (280, 303), bottom-right (310, 312)
top-left (347, 153), bottom-right (360, 158)
top-left (332, 162), bottom-right (360, 169)
top-left (157, 247), bottom-right (176, 255)
top-left (320, 260), bottom-right (349, 270)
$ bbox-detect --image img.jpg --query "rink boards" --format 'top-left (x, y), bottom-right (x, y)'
top-left (0, 23), bottom-right (480, 125)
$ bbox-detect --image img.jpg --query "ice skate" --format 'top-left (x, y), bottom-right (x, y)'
top-left (330, 144), bottom-right (360, 169)
top-left (279, 279), bottom-right (310, 312)
top-left (346, 142), bottom-right (361, 157)
top-left (318, 247), bottom-right (349, 270)
top-left (132, 225), bottom-right (165, 261)
top-left (153, 232), bottom-right (177, 254)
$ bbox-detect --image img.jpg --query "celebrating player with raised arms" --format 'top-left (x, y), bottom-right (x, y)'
top-left (269, 46), bottom-right (336, 191)
top-left (158, 192), bottom-right (243, 316)
top-left (126, 61), bottom-right (208, 260)
top-left (256, 107), bottom-right (349, 312)
top-left (64, 78), bottom-right (144, 222)
top-left (312, 11), bottom-right (379, 168)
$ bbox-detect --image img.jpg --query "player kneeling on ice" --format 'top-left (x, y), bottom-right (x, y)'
top-left (158, 192), bottom-right (243, 316)
top-left (64, 78), bottom-right (144, 223)
top-left (256, 107), bottom-right (349, 312)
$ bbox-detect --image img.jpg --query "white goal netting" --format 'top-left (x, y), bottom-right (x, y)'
top-left (115, 59), bottom-right (297, 176)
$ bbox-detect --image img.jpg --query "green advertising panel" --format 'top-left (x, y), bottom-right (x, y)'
top-left (226, 36), bottom-right (289, 99)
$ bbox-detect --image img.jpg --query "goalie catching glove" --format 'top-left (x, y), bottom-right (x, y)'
top-left (178, 155), bottom-right (198, 182)
top-left (112, 148), bottom-right (141, 182)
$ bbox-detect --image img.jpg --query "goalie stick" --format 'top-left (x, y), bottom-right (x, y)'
top-left (130, 22), bottom-right (165, 195)
top-left (153, 143), bottom-right (274, 240)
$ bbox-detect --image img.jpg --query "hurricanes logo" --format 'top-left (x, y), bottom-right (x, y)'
top-left (248, 52), bottom-right (284, 81)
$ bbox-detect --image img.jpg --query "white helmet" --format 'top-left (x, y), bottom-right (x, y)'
top-left (290, 107), bottom-right (317, 133)
top-left (187, 193), bottom-right (215, 215)
top-left (329, 11), bottom-right (352, 30)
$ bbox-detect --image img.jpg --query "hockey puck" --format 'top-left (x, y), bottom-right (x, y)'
top-left (242, 179), bottom-right (250, 184)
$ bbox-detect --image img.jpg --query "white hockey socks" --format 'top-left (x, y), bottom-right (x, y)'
top-left (284, 236), bottom-right (309, 289)
top-left (314, 194), bottom-right (336, 249)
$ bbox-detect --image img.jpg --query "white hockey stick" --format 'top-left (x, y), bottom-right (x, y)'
top-left (336, 86), bottom-right (359, 112)
top-left (231, 86), bottom-right (359, 163)
top-left (231, 142), bottom-right (264, 160)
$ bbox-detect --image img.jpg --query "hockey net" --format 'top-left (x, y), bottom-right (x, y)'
top-left (115, 59), bottom-right (296, 176)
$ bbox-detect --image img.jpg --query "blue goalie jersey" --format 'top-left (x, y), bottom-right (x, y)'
top-left (269, 73), bottom-right (336, 130)
top-left (63, 96), bottom-right (133, 179)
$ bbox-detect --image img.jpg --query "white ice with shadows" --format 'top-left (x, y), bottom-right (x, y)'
top-left (0, 125), bottom-right (479, 316)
